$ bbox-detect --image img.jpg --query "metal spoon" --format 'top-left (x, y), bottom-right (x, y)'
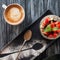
top-left (16, 30), bottom-right (32, 60)
top-left (0, 43), bottom-right (43, 58)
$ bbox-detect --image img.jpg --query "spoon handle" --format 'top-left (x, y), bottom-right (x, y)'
top-left (16, 40), bottom-right (26, 60)
top-left (0, 51), bottom-right (20, 58)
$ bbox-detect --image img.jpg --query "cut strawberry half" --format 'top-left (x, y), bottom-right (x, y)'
top-left (42, 17), bottom-right (50, 28)
top-left (55, 21), bottom-right (59, 25)
top-left (54, 31), bottom-right (57, 33)
top-left (43, 32), bottom-right (49, 36)
top-left (53, 33), bottom-right (58, 38)
top-left (56, 29), bottom-right (60, 33)
top-left (45, 17), bottom-right (50, 24)
top-left (48, 34), bottom-right (53, 38)
top-left (42, 22), bottom-right (47, 27)
top-left (56, 24), bottom-right (60, 28)
top-left (50, 23), bottom-right (55, 28)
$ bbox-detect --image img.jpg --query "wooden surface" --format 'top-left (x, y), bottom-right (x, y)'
top-left (0, 0), bottom-right (60, 59)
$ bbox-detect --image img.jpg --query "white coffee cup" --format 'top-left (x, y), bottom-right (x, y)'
top-left (2, 3), bottom-right (25, 25)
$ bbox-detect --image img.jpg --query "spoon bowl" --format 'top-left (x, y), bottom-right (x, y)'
top-left (24, 30), bottom-right (32, 41)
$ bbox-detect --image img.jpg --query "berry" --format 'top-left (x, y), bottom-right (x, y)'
top-left (43, 17), bottom-right (50, 27)
top-left (56, 29), bottom-right (60, 33)
top-left (55, 21), bottom-right (59, 25)
top-left (48, 34), bottom-right (53, 38)
top-left (45, 17), bottom-right (50, 24)
top-left (50, 23), bottom-right (55, 28)
top-left (53, 33), bottom-right (58, 38)
top-left (42, 22), bottom-right (46, 27)
top-left (56, 24), bottom-right (60, 28)
top-left (43, 32), bottom-right (49, 36)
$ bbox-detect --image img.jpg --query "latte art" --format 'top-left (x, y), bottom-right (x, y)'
top-left (7, 7), bottom-right (21, 22)
top-left (4, 4), bottom-right (25, 25)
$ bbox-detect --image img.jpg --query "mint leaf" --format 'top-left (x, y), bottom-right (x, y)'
top-left (44, 24), bottom-right (52, 32)
top-left (53, 27), bottom-right (58, 31)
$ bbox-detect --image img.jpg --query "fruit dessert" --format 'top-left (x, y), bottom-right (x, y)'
top-left (40, 15), bottom-right (60, 40)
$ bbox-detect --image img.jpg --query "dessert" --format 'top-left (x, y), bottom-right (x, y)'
top-left (40, 15), bottom-right (60, 40)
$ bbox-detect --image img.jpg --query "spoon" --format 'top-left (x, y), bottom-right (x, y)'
top-left (0, 43), bottom-right (43, 58)
top-left (16, 30), bottom-right (32, 60)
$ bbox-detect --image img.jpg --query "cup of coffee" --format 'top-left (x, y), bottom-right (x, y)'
top-left (2, 3), bottom-right (25, 25)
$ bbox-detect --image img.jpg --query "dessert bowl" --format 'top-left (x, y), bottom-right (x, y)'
top-left (40, 15), bottom-right (60, 40)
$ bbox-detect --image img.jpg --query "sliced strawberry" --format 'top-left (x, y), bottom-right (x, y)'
top-left (55, 21), bottom-right (59, 25)
top-left (57, 22), bottom-right (60, 24)
top-left (54, 31), bottom-right (57, 33)
top-left (53, 33), bottom-right (58, 38)
top-left (43, 32), bottom-right (49, 36)
top-left (42, 22), bottom-right (47, 27)
top-left (59, 22), bottom-right (60, 24)
top-left (50, 23), bottom-right (55, 28)
top-left (48, 34), bottom-right (53, 38)
top-left (45, 17), bottom-right (50, 24)
top-left (56, 24), bottom-right (60, 28)
top-left (42, 17), bottom-right (50, 28)
top-left (56, 29), bottom-right (60, 33)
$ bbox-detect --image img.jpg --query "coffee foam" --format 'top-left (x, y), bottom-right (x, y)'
top-left (5, 4), bottom-right (24, 24)
top-left (7, 7), bottom-right (21, 22)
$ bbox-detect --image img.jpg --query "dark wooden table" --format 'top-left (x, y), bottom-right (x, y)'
top-left (0, 0), bottom-right (60, 60)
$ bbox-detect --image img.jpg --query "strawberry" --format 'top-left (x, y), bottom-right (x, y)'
top-left (56, 24), bottom-right (60, 28)
top-left (43, 32), bottom-right (49, 36)
top-left (53, 33), bottom-right (58, 38)
top-left (55, 21), bottom-right (59, 25)
top-left (59, 22), bottom-right (60, 24)
top-left (50, 23), bottom-right (55, 28)
top-left (54, 31), bottom-right (57, 33)
top-left (57, 22), bottom-right (60, 24)
top-left (45, 17), bottom-right (50, 24)
top-left (42, 17), bottom-right (50, 28)
top-left (56, 29), bottom-right (60, 33)
top-left (48, 34), bottom-right (53, 38)
top-left (42, 22), bottom-right (47, 27)
top-left (42, 17), bottom-right (50, 27)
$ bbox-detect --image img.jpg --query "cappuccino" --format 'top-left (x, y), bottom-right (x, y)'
top-left (3, 4), bottom-right (25, 25)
